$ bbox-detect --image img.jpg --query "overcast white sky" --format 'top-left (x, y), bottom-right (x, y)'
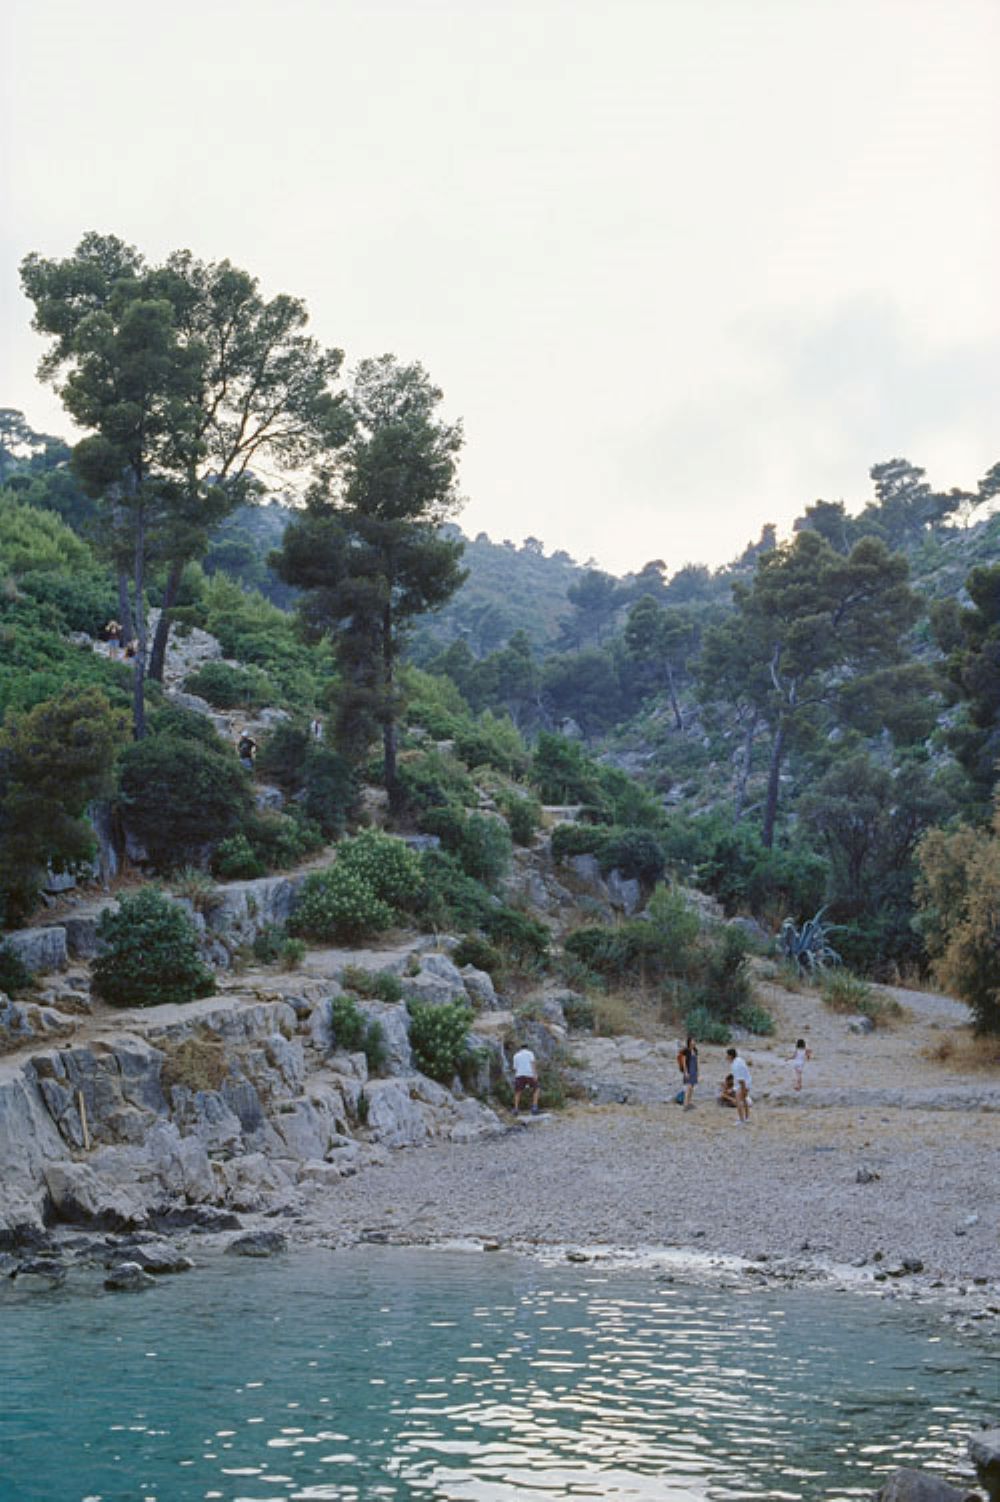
top-left (2, 0), bottom-right (998, 573)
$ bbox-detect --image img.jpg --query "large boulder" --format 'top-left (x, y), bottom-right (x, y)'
top-left (404, 953), bottom-right (469, 1007)
top-left (606, 868), bottom-right (642, 916)
top-left (204, 876), bottom-right (304, 947)
top-left (461, 966), bottom-right (499, 1010)
top-left (44, 1162), bottom-right (151, 1230)
top-left (874, 1469), bottom-right (979, 1502)
top-left (363, 1079), bottom-right (431, 1148)
top-left (0, 996), bottom-right (77, 1053)
top-left (357, 1000), bottom-right (412, 1074)
top-left (2, 926), bottom-right (68, 976)
top-left (970, 1430), bottom-right (1000, 1501)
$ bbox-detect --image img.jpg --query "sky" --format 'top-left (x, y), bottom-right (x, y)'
top-left (2, 0), bottom-right (999, 574)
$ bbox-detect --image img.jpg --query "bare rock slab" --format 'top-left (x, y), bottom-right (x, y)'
top-left (970, 1429), bottom-right (1000, 1502)
top-left (874, 1468), bottom-right (979, 1501)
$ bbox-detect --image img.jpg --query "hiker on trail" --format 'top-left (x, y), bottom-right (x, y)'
top-left (788, 1038), bottom-right (812, 1092)
top-left (511, 1044), bottom-right (540, 1116)
top-left (102, 620), bottom-right (123, 659)
top-left (309, 716), bottom-right (324, 741)
top-left (677, 1034), bottom-right (699, 1110)
top-left (237, 730), bottom-right (257, 772)
top-left (726, 1046), bottom-right (752, 1125)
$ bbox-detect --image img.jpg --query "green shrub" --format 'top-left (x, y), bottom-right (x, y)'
top-left (92, 888), bottom-right (215, 1008)
top-left (252, 924), bottom-right (288, 964)
top-left (561, 993), bottom-right (596, 1031)
top-left (452, 935), bottom-right (504, 977)
top-left (361, 1018), bottom-right (388, 1075)
top-left (551, 823), bottom-right (609, 864)
top-left (821, 969), bottom-right (875, 1013)
top-left (0, 942), bottom-right (32, 996)
top-left (183, 660), bottom-right (274, 710)
top-left (482, 906), bottom-right (549, 968)
top-left (254, 721), bottom-right (311, 790)
top-left (341, 966), bottom-right (404, 1003)
top-left (531, 733), bottom-right (606, 806)
top-left (335, 830), bottom-right (423, 907)
top-left (243, 809), bottom-right (325, 870)
top-left (737, 1003), bottom-right (775, 1036)
top-left (394, 749), bottom-right (475, 814)
top-left (119, 733), bottom-right (251, 870)
top-left (280, 937), bottom-right (306, 970)
top-left (682, 1004), bottom-right (730, 1045)
top-left (693, 926), bottom-right (753, 1021)
top-left (645, 885), bottom-right (701, 972)
top-left (407, 999), bottom-right (473, 1084)
top-left (419, 807), bottom-right (512, 886)
top-left (330, 993), bottom-right (367, 1051)
top-left (289, 865), bottom-right (395, 944)
top-left (212, 834), bottom-right (266, 880)
top-left (500, 793), bottom-right (543, 846)
top-left (598, 828), bottom-right (665, 884)
top-left (299, 748), bottom-right (357, 837)
top-left (413, 850), bottom-right (493, 932)
top-left (453, 713), bottom-right (529, 777)
top-left (564, 921), bottom-right (672, 987)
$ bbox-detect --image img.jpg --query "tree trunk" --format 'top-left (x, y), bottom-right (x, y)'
top-left (117, 568), bottom-right (133, 640)
top-left (761, 719), bottom-right (786, 848)
top-left (665, 663), bottom-right (683, 731)
top-left (148, 558), bottom-right (184, 682)
top-left (382, 604), bottom-right (399, 810)
top-left (131, 498), bottom-right (147, 741)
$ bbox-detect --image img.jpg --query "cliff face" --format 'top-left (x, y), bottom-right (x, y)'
top-left (0, 953), bottom-right (505, 1243)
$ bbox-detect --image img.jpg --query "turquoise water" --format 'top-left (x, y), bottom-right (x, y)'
top-left (0, 1246), bottom-right (994, 1502)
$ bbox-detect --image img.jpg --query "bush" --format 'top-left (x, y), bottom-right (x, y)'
top-left (0, 942), bottom-right (32, 996)
top-left (482, 906), bottom-right (550, 968)
top-left (183, 660), bottom-right (274, 710)
top-left (500, 793), bottom-right (543, 846)
top-left (119, 733), bottom-right (251, 870)
top-left (452, 936), bottom-right (504, 977)
top-left (564, 921), bottom-right (672, 987)
top-left (696, 820), bottom-right (829, 920)
top-left (413, 850), bottom-right (493, 932)
top-left (299, 748), bottom-right (357, 837)
top-left (243, 809), bottom-right (325, 870)
top-left (645, 885), bottom-right (701, 973)
top-left (821, 970), bottom-right (875, 1013)
top-left (561, 992), bottom-right (596, 1031)
top-left (338, 830), bottom-right (423, 908)
top-left (598, 829), bottom-right (666, 885)
top-left (394, 749), bottom-right (476, 814)
top-left (453, 714), bottom-right (529, 777)
top-left (531, 733), bottom-right (605, 806)
top-left (419, 806), bottom-right (512, 886)
top-left (91, 888), bottom-right (215, 1008)
top-left (289, 865), bottom-right (395, 945)
top-left (330, 993), bottom-right (367, 1051)
top-left (737, 1003), bottom-right (775, 1036)
top-left (693, 926), bottom-right (753, 1021)
top-left (682, 1005), bottom-right (730, 1045)
top-left (212, 834), bottom-right (266, 880)
top-left (251, 924), bottom-right (305, 969)
top-left (407, 999), bottom-right (473, 1084)
top-left (780, 908), bottom-right (842, 973)
top-left (341, 966), bottom-right (404, 1003)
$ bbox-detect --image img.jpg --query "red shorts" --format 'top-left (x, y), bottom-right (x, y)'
top-left (515, 1075), bottom-right (536, 1092)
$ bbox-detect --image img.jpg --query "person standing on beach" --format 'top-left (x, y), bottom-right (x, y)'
top-left (726, 1046), bottom-right (752, 1124)
top-left (511, 1044), bottom-right (540, 1116)
top-left (677, 1034), bottom-right (699, 1110)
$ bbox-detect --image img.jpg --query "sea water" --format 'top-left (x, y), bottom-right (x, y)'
top-left (0, 1246), bottom-right (994, 1502)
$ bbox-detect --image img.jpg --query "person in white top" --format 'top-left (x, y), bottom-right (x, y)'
top-left (511, 1045), bottom-right (540, 1115)
top-left (726, 1047), bottom-right (752, 1125)
top-left (789, 1038), bottom-right (812, 1092)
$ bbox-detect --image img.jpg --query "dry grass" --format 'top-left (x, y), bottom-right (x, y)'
top-left (592, 988), bottom-right (660, 1039)
top-left (920, 1029), bottom-right (1000, 1075)
top-left (159, 1029), bottom-right (228, 1094)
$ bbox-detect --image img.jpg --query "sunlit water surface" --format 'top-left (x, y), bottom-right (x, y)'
top-left (1, 1246), bottom-right (994, 1502)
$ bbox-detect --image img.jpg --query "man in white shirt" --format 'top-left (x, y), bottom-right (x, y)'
top-left (726, 1047), bottom-right (752, 1125)
top-left (512, 1044), bottom-right (540, 1115)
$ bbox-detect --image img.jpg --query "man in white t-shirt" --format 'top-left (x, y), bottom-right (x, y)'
top-left (512, 1045), bottom-right (540, 1115)
top-left (726, 1047), bottom-right (752, 1125)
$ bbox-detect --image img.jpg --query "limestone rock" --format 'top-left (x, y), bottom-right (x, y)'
top-left (874, 1468), bottom-right (979, 1502)
top-left (106, 1241), bottom-right (194, 1275)
top-left (225, 1229), bottom-right (288, 1258)
top-left (2, 926), bottom-right (68, 976)
top-left (606, 868), bottom-right (642, 916)
top-left (970, 1429), bottom-right (1000, 1501)
top-left (567, 854), bottom-right (608, 899)
top-left (357, 1000), bottom-right (412, 1074)
top-left (461, 966), bottom-right (498, 1010)
top-left (0, 996), bottom-right (78, 1052)
top-left (849, 1015), bottom-right (876, 1035)
top-left (204, 876), bottom-right (304, 947)
top-left (404, 953), bottom-right (469, 1006)
top-left (45, 1162), bottom-right (150, 1230)
top-left (363, 1079), bottom-right (431, 1148)
top-left (254, 783), bottom-right (285, 811)
top-left (104, 1261), bottom-right (156, 1291)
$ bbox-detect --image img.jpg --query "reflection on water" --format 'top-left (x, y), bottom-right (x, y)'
top-left (0, 1246), bottom-right (993, 1502)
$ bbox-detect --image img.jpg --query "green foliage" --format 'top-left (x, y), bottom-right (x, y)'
top-left (451, 936), bottom-right (504, 977)
top-left (645, 885), bottom-right (702, 972)
top-left (413, 849), bottom-right (493, 932)
top-left (251, 925), bottom-right (306, 970)
top-left (200, 574), bottom-right (333, 710)
top-left (419, 806), bottom-right (512, 886)
top-left (737, 1003), bottom-right (775, 1035)
top-left (395, 748), bottom-right (476, 813)
top-left (694, 818), bottom-right (829, 920)
top-left (821, 969), bottom-right (875, 1013)
top-left (0, 943), bottom-right (32, 996)
top-left (92, 887), bottom-right (215, 1008)
top-left (340, 966), bottom-right (404, 1003)
top-left (481, 906), bottom-right (549, 968)
top-left (119, 730), bottom-right (252, 871)
top-left (682, 1005), bottom-right (730, 1045)
top-left (407, 998), bottom-right (473, 1084)
top-left (531, 733), bottom-right (605, 805)
top-left (780, 908), bottom-right (842, 974)
top-left (499, 791), bottom-right (543, 846)
top-left (183, 660), bottom-right (274, 710)
top-left (0, 686), bottom-right (124, 924)
top-left (564, 922), bottom-right (673, 987)
top-left (212, 834), bottom-right (266, 880)
top-left (452, 712), bottom-right (530, 777)
top-left (330, 993), bottom-right (367, 1051)
top-left (289, 864), bottom-right (395, 944)
top-left (337, 830), bottom-right (423, 908)
top-left (551, 822), bottom-right (665, 883)
top-left (561, 992), bottom-right (596, 1031)
top-left (915, 807), bottom-right (1000, 1034)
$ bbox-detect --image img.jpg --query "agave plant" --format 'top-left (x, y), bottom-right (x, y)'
top-left (779, 907), bottom-right (842, 973)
